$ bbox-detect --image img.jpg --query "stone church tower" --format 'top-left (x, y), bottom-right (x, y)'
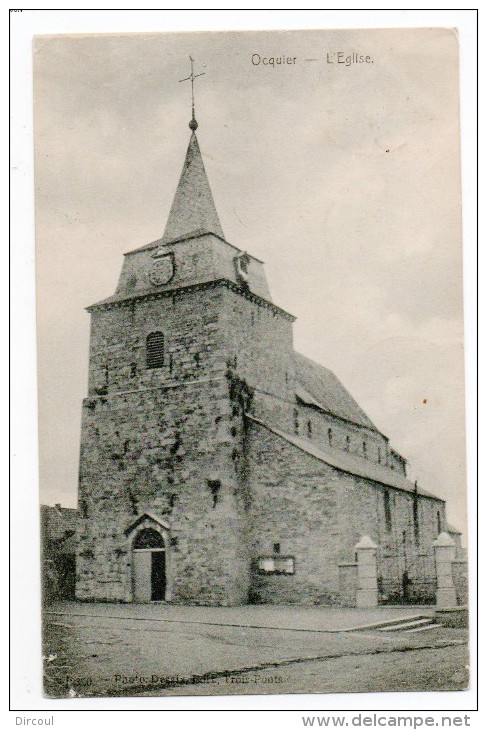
top-left (76, 112), bottom-right (448, 606)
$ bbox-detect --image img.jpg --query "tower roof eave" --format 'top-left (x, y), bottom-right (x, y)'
top-left (123, 230), bottom-right (264, 264)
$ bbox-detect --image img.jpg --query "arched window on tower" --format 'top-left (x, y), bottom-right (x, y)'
top-left (146, 332), bottom-right (165, 369)
top-left (328, 428), bottom-right (333, 446)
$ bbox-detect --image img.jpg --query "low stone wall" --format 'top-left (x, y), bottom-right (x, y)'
top-left (435, 606), bottom-right (468, 628)
top-left (338, 563), bottom-right (358, 607)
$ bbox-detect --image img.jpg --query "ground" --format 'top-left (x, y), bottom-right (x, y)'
top-left (42, 602), bottom-right (469, 698)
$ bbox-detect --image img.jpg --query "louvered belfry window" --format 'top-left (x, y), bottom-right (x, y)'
top-left (146, 331), bottom-right (165, 369)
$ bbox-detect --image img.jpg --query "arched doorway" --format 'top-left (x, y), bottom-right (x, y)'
top-left (132, 528), bottom-right (166, 602)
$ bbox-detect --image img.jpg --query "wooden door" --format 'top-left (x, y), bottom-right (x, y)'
top-left (151, 551), bottom-right (166, 601)
top-left (132, 550), bottom-right (152, 602)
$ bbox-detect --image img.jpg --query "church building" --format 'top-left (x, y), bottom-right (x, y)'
top-left (76, 107), bottom-right (449, 607)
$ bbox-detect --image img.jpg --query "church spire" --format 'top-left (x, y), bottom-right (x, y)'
top-left (162, 59), bottom-right (224, 244)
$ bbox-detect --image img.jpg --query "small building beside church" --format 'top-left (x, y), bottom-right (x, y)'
top-left (76, 112), bottom-right (454, 607)
top-left (41, 504), bottom-right (77, 602)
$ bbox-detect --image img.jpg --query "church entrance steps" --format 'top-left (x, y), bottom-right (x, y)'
top-left (341, 614), bottom-right (434, 632)
top-left (403, 623), bottom-right (444, 634)
top-left (377, 617), bottom-right (437, 632)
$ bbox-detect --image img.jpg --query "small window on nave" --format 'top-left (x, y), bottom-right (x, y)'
top-left (384, 490), bottom-right (392, 532)
top-left (146, 331), bottom-right (165, 369)
top-left (293, 409), bottom-right (299, 435)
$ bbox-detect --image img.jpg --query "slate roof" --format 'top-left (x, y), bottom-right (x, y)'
top-left (125, 230), bottom-right (264, 262)
top-left (294, 352), bottom-right (379, 432)
top-left (161, 133), bottom-right (224, 244)
top-left (247, 415), bottom-right (443, 501)
top-left (446, 522), bottom-right (462, 535)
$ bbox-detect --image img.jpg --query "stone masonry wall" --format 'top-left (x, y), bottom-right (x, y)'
top-left (220, 287), bottom-right (296, 435)
top-left (246, 422), bottom-right (342, 605)
top-left (88, 286), bottom-right (227, 396)
top-left (246, 420), bottom-right (445, 605)
top-left (78, 286), bottom-right (251, 606)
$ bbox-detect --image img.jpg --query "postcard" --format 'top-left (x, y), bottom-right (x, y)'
top-left (34, 27), bottom-right (468, 698)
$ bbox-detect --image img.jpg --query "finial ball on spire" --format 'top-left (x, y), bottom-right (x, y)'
top-left (189, 118), bottom-right (198, 131)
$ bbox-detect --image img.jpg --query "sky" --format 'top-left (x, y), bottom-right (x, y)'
top-left (34, 28), bottom-right (467, 538)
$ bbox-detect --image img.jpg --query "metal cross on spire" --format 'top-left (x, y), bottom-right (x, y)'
top-left (179, 56), bottom-right (205, 132)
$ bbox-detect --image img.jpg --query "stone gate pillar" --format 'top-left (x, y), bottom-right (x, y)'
top-left (433, 531), bottom-right (457, 608)
top-left (355, 535), bottom-right (378, 608)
